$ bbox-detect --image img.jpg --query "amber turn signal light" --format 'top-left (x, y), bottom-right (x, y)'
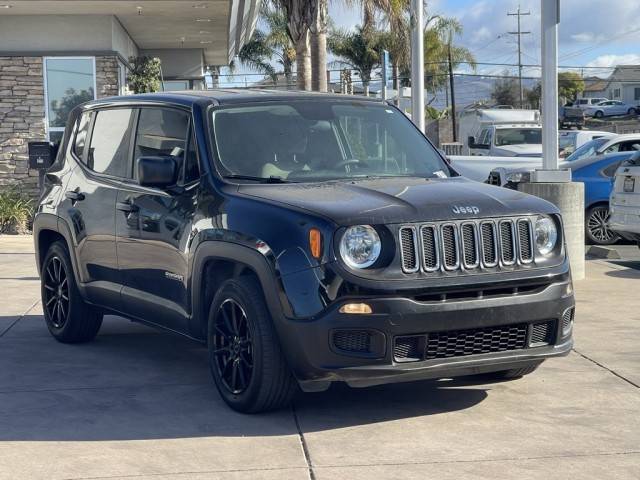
top-left (309, 228), bottom-right (322, 259)
top-left (339, 303), bottom-right (373, 314)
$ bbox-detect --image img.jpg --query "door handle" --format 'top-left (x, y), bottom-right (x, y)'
top-left (116, 201), bottom-right (139, 213)
top-left (65, 191), bottom-right (85, 202)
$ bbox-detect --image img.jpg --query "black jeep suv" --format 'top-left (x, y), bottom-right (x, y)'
top-left (33, 90), bottom-right (575, 412)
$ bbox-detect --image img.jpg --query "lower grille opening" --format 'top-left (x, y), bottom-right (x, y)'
top-left (394, 335), bottom-right (425, 362)
top-left (425, 324), bottom-right (528, 360)
top-left (393, 321), bottom-right (557, 363)
top-left (332, 330), bottom-right (372, 354)
top-left (530, 320), bottom-right (557, 346)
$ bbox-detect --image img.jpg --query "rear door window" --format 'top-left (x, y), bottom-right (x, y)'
top-left (87, 108), bottom-right (135, 177)
top-left (73, 111), bottom-right (93, 161)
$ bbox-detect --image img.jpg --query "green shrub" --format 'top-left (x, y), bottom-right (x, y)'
top-left (0, 189), bottom-right (34, 234)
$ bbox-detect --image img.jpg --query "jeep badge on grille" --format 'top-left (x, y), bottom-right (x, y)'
top-left (452, 205), bottom-right (480, 214)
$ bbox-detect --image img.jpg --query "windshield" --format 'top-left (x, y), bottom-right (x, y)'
top-left (211, 100), bottom-right (450, 182)
top-left (494, 128), bottom-right (542, 146)
top-left (566, 137), bottom-right (609, 162)
top-left (559, 133), bottom-right (577, 150)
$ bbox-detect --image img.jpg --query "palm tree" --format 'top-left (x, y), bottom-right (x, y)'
top-left (424, 17), bottom-right (476, 93)
top-left (237, 30), bottom-right (278, 84)
top-left (328, 26), bottom-right (384, 96)
top-left (235, 7), bottom-right (296, 87)
top-left (276, 0), bottom-right (316, 91)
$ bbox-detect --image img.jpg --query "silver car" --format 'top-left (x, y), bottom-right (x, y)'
top-left (585, 100), bottom-right (638, 118)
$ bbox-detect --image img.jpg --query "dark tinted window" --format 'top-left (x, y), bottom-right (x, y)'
top-left (73, 112), bottom-right (92, 160)
top-left (184, 128), bottom-right (200, 183)
top-left (87, 108), bottom-right (134, 177)
top-left (134, 108), bottom-right (189, 160)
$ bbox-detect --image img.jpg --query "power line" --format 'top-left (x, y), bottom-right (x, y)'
top-left (507, 5), bottom-right (531, 107)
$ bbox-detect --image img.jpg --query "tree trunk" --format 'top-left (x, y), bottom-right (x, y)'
top-left (310, 0), bottom-right (328, 92)
top-left (311, 31), bottom-right (327, 92)
top-left (363, 82), bottom-right (370, 97)
top-left (392, 63), bottom-right (399, 90)
top-left (296, 31), bottom-right (311, 91)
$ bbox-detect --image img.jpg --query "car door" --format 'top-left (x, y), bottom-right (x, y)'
top-left (61, 107), bottom-right (135, 307)
top-left (115, 106), bottom-right (200, 333)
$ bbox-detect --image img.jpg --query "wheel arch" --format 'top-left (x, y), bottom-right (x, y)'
top-left (189, 241), bottom-right (293, 341)
top-left (33, 214), bottom-right (83, 287)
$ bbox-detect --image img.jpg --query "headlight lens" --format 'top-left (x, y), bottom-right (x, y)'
top-left (505, 171), bottom-right (531, 184)
top-left (339, 225), bottom-right (381, 269)
top-left (534, 215), bottom-right (558, 255)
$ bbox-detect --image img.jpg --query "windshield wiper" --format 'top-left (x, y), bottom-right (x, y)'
top-left (223, 174), bottom-right (291, 184)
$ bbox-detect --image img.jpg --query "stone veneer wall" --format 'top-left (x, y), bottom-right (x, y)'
top-left (0, 56), bottom-right (46, 197)
top-left (96, 55), bottom-right (120, 98)
top-left (0, 55), bottom-right (122, 198)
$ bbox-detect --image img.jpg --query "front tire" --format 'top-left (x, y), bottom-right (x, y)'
top-left (41, 241), bottom-right (103, 343)
top-left (628, 108), bottom-right (637, 116)
top-left (488, 362), bottom-right (541, 380)
top-left (586, 205), bottom-right (619, 245)
top-left (594, 110), bottom-right (604, 118)
top-left (207, 277), bottom-right (296, 413)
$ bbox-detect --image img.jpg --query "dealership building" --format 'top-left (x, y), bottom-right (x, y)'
top-left (0, 0), bottom-right (258, 195)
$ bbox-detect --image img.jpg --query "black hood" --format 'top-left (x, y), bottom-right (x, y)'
top-left (238, 177), bottom-right (558, 225)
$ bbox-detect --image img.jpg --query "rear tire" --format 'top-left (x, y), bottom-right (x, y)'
top-left (207, 276), bottom-right (297, 413)
top-left (586, 205), bottom-right (619, 245)
top-left (41, 241), bottom-right (103, 343)
top-left (628, 108), bottom-right (637, 116)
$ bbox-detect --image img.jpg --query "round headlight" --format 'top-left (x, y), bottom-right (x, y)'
top-left (534, 215), bottom-right (558, 255)
top-left (339, 225), bottom-right (381, 269)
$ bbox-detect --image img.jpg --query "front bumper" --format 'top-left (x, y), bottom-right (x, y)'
top-left (277, 273), bottom-right (575, 391)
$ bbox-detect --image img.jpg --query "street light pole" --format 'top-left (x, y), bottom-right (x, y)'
top-left (410, 0), bottom-right (424, 132)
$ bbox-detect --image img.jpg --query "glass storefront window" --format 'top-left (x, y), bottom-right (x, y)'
top-left (44, 57), bottom-right (96, 141)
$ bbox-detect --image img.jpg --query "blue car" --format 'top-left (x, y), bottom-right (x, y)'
top-left (570, 152), bottom-right (634, 244)
top-left (491, 151), bottom-right (635, 244)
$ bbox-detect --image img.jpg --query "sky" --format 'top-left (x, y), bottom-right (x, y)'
top-left (220, 0), bottom-right (640, 86)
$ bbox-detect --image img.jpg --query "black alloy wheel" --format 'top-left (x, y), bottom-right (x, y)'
top-left (41, 241), bottom-right (103, 343)
top-left (43, 255), bottom-right (70, 329)
top-left (586, 205), bottom-right (619, 245)
top-left (212, 298), bottom-right (254, 395)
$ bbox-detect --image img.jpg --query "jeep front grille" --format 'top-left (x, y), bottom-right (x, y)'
top-left (399, 217), bottom-right (536, 273)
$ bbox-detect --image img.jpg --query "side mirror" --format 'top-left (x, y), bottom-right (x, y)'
top-left (137, 156), bottom-right (178, 188)
top-left (468, 136), bottom-right (476, 148)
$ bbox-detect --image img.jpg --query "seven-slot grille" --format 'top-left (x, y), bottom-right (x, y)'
top-left (399, 218), bottom-right (535, 273)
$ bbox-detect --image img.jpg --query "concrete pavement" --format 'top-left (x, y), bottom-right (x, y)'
top-left (0, 235), bottom-right (638, 480)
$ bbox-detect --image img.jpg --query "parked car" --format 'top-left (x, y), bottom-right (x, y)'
top-left (32, 90), bottom-right (575, 413)
top-left (610, 152), bottom-right (640, 247)
top-left (564, 134), bottom-right (640, 163)
top-left (574, 97), bottom-right (609, 110)
top-left (558, 104), bottom-right (585, 129)
top-left (488, 152), bottom-right (636, 245)
top-left (584, 100), bottom-right (638, 118)
top-left (558, 130), bottom-right (615, 158)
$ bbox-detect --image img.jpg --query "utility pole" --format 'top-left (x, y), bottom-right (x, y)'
top-left (447, 31), bottom-right (457, 142)
top-left (508, 5), bottom-right (531, 108)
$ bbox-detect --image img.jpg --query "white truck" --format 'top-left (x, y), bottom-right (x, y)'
top-left (458, 108), bottom-right (542, 157)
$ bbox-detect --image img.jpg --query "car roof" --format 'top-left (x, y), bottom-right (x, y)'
top-left (600, 134), bottom-right (640, 148)
top-left (85, 89), bottom-right (383, 107)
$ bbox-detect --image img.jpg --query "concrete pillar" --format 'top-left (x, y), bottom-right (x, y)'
top-left (518, 182), bottom-right (585, 280)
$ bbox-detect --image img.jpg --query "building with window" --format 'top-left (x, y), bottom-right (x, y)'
top-left (0, 0), bottom-right (258, 195)
top-left (581, 66), bottom-right (640, 105)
